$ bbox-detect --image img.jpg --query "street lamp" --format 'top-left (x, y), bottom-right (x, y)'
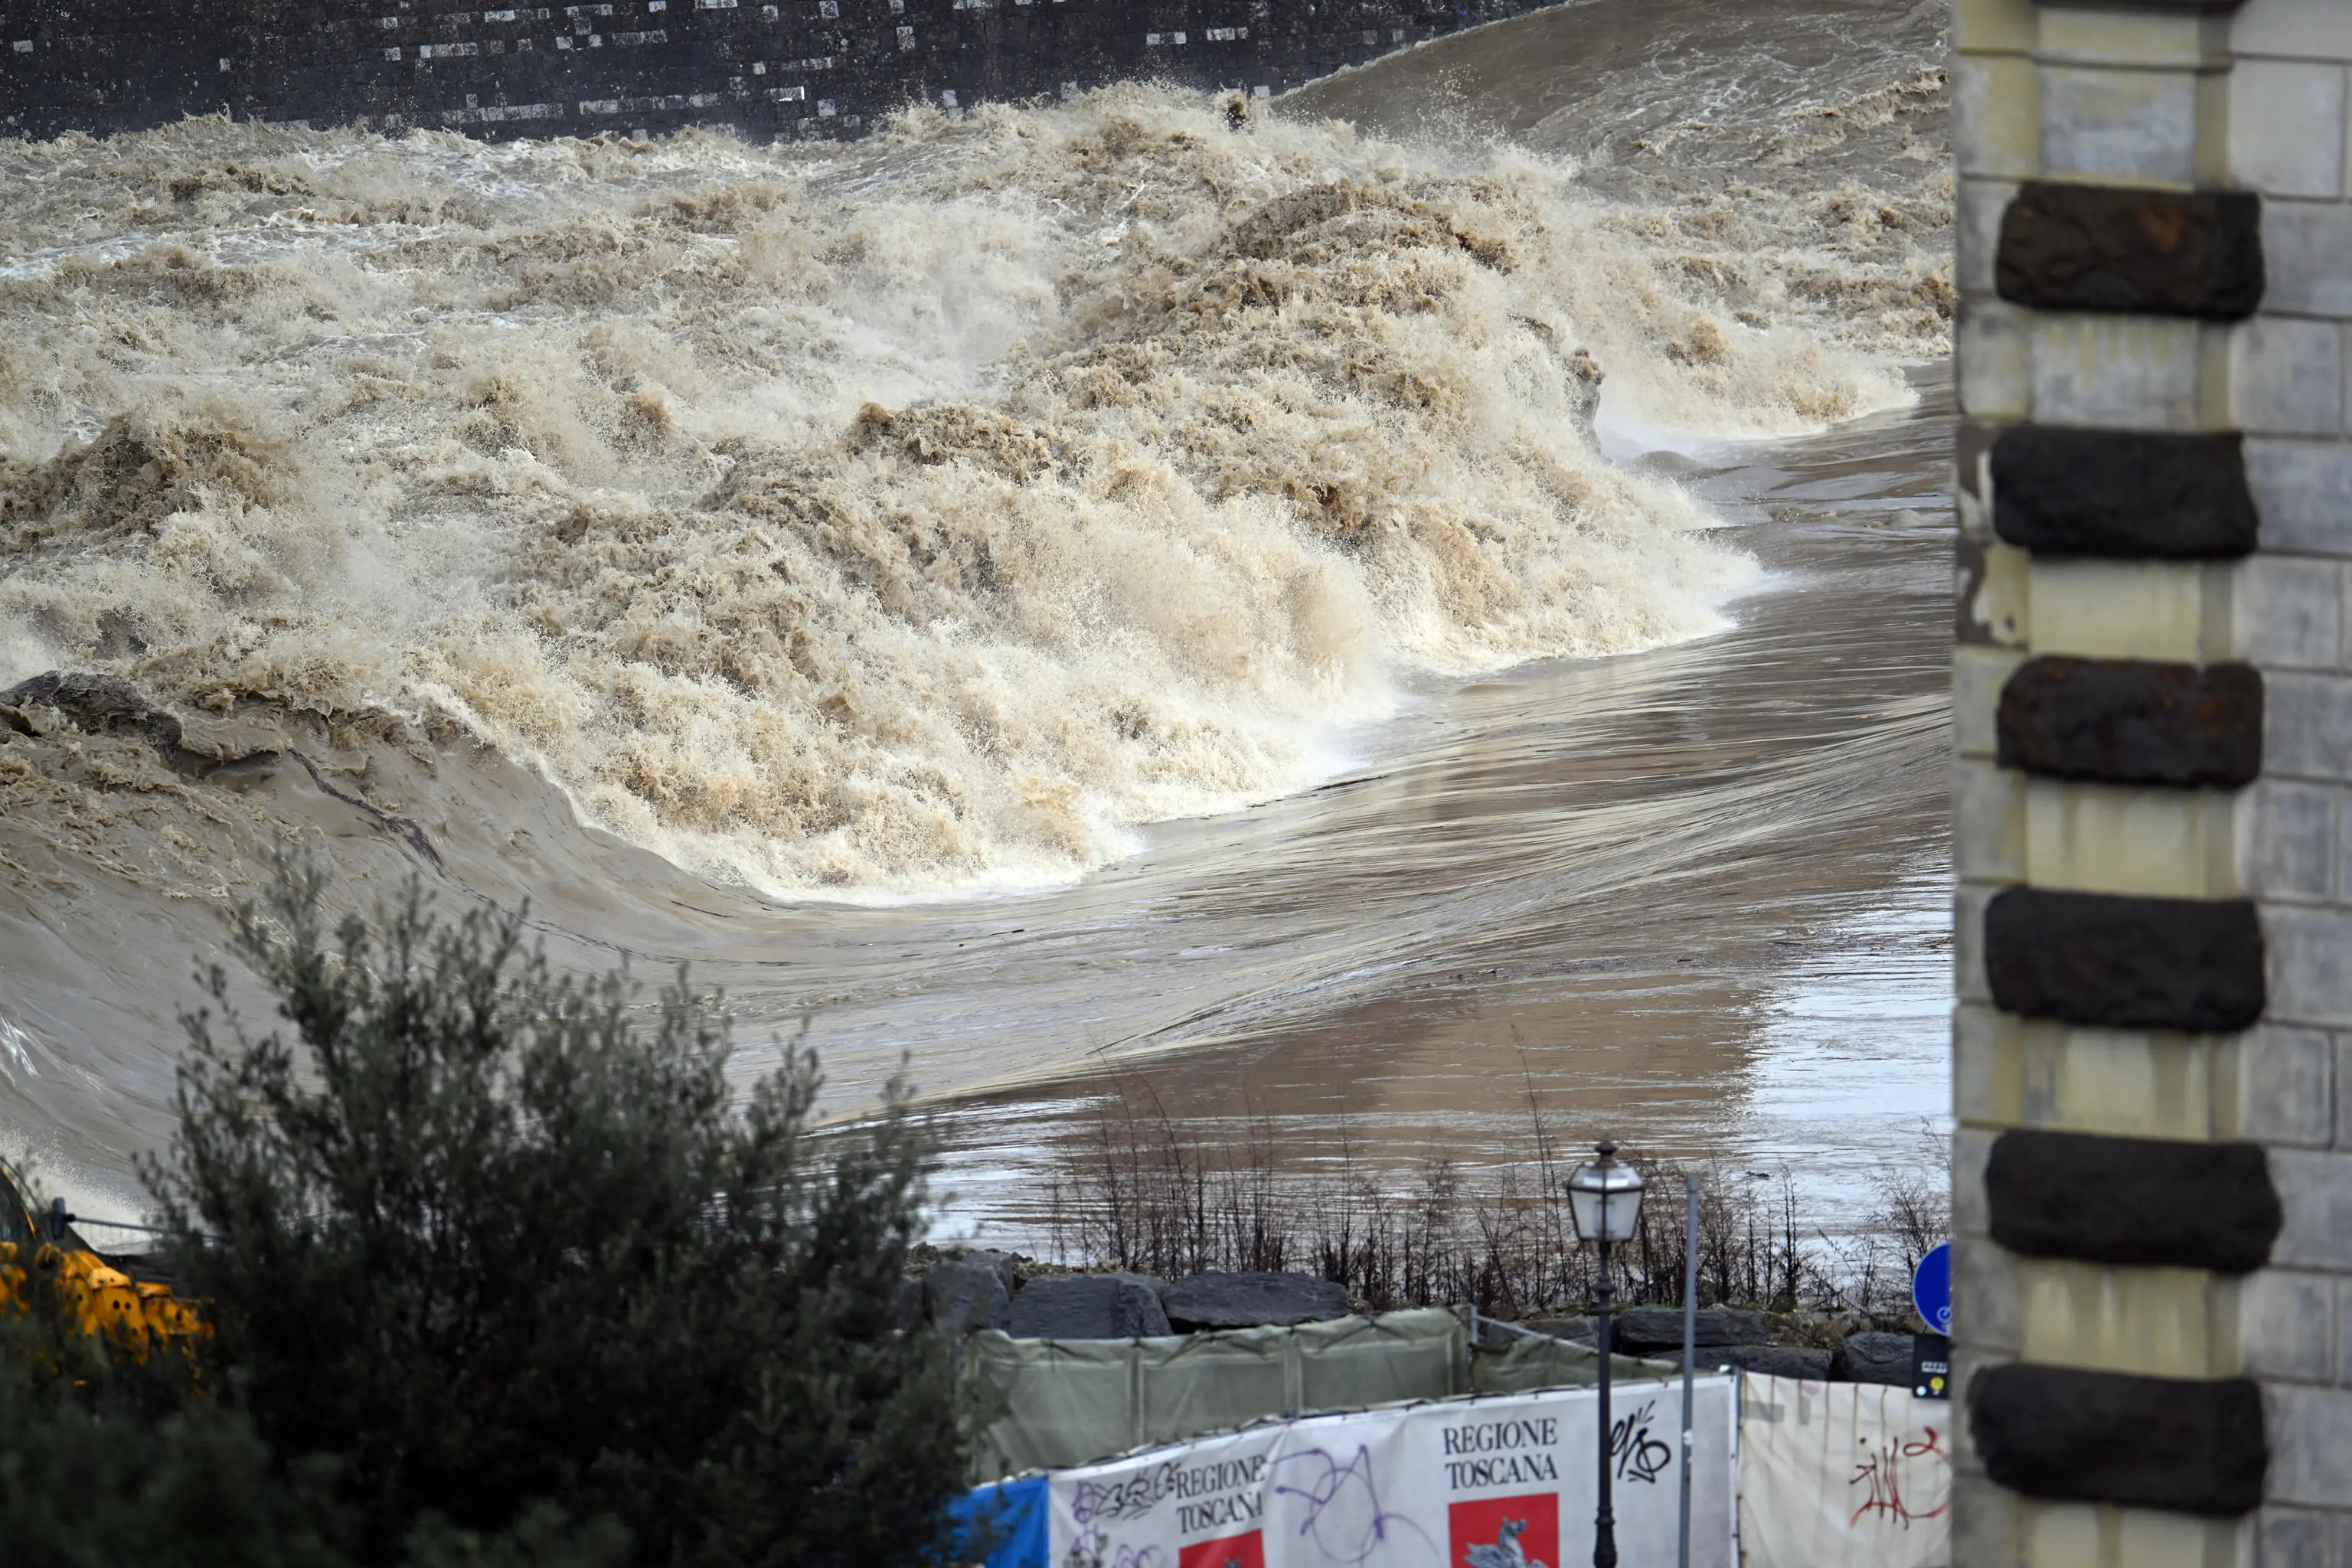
top-left (1568, 1139), bottom-right (1646, 1568)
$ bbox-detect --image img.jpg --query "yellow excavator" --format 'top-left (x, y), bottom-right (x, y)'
top-left (0, 1158), bottom-right (207, 1359)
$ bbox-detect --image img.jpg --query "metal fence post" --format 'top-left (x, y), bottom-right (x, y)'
top-left (1679, 1174), bottom-right (1698, 1568)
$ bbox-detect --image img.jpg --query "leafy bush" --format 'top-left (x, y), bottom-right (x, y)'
top-left (142, 861), bottom-right (963, 1566)
top-left (0, 1221), bottom-right (334, 1568)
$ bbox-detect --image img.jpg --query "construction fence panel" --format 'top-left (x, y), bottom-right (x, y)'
top-left (967, 1308), bottom-right (1472, 1480)
top-left (1468, 1329), bottom-right (1682, 1395)
top-left (1736, 1370), bottom-right (1953, 1568)
top-left (1045, 1377), bottom-right (1740, 1568)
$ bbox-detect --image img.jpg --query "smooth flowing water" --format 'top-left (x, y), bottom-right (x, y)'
top-left (0, 0), bottom-right (1952, 1229)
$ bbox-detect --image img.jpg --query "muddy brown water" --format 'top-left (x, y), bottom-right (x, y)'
top-left (0, 0), bottom-right (1951, 1235)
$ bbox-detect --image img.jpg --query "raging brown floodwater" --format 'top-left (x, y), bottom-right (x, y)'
top-left (0, 0), bottom-right (1951, 1233)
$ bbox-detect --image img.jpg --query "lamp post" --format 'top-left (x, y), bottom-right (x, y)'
top-left (1568, 1140), bottom-right (1646, 1568)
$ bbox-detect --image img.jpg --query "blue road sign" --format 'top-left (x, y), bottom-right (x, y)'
top-left (1913, 1241), bottom-right (1952, 1336)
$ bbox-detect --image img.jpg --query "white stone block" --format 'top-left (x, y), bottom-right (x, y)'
top-left (2246, 437), bottom-right (2352, 557)
top-left (1952, 1235), bottom-right (2021, 1357)
top-left (2268, 670), bottom-right (2352, 782)
top-left (1961, 300), bottom-right (2034, 420)
top-left (2249, 779), bottom-right (2337, 900)
top-left (2339, 1033), bottom-right (2352, 1155)
top-left (1956, 176), bottom-right (2017, 299)
top-left (1956, 880), bottom-right (1996, 1005)
top-left (2233, 0), bottom-right (2352, 66)
top-left (1952, 1001), bottom-right (2004, 1127)
top-left (1955, 645), bottom-right (2026, 759)
top-left (2231, 316), bottom-right (2345, 436)
top-left (2259, 1507), bottom-right (2335, 1568)
top-left (1947, 1473), bottom-right (2018, 1566)
top-left (2230, 60), bottom-right (2347, 198)
top-left (1957, 52), bottom-right (2041, 179)
top-left (2239, 1022), bottom-right (2337, 1146)
top-left (2267, 903), bottom-right (2352, 1027)
top-left (2233, 554), bottom-right (2344, 668)
top-left (1955, 758), bottom-right (2027, 880)
top-left (2262, 201), bottom-right (2352, 319)
top-left (2040, 64), bottom-right (2198, 185)
top-left (2268, 1384), bottom-right (2352, 1507)
top-left (2239, 1269), bottom-right (2334, 1382)
top-left (2034, 315), bottom-right (2207, 429)
top-left (1952, 1122), bottom-right (1996, 1234)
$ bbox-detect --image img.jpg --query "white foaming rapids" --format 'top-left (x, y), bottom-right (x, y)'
top-left (0, 84), bottom-right (1945, 897)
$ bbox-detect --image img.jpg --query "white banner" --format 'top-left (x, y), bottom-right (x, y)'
top-left (1736, 1372), bottom-right (1952, 1568)
top-left (1048, 1378), bottom-right (1736, 1568)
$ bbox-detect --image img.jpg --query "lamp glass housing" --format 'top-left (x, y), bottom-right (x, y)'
top-left (1566, 1148), bottom-right (1646, 1243)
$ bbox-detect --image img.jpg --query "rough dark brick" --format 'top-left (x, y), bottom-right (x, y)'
top-left (1998, 657), bottom-right (2262, 788)
top-left (1989, 425), bottom-right (2257, 560)
top-left (1998, 181), bottom-right (2264, 319)
top-left (1984, 887), bottom-right (2265, 1032)
top-left (1970, 1364), bottom-right (2267, 1515)
top-left (1987, 1129), bottom-right (2279, 1275)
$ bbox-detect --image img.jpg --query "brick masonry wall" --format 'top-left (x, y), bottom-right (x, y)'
top-left (0, 0), bottom-right (1560, 141)
top-left (1955, 0), bottom-right (2352, 1563)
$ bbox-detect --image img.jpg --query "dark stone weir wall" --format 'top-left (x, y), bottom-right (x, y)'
top-left (0, 0), bottom-right (1563, 142)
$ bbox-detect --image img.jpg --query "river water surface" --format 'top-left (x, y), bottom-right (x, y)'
top-left (0, 0), bottom-right (1952, 1231)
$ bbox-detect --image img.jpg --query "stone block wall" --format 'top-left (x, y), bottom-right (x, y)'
top-left (0, 0), bottom-right (1553, 141)
top-left (1954, 0), bottom-right (2352, 1562)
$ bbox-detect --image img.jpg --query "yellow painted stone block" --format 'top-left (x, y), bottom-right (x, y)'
top-left (2020, 1502), bottom-right (2247, 1568)
top-left (2023, 779), bottom-right (2240, 898)
top-left (2027, 559), bottom-right (2209, 660)
top-left (2036, 9), bottom-right (2216, 69)
top-left (1955, 0), bottom-right (2037, 54)
top-left (2016, 1258), bottom-right (2235, 1377)
top-left (1955, 1003), bottom-right (2219, 1140)
top-left (2194, 68), bottom-right (2233, 187)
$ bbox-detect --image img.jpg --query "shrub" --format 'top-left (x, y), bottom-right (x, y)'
top-left (0, 1212), bottom-right (334, 1568)
top-left (150, 860), bottom-right (964, 1566)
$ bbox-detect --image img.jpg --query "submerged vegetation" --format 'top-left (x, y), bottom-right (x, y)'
top-left (1045, 1082), bottom-right (1950, 1328)
top-left (0, 861), bottom-right (966, 1568)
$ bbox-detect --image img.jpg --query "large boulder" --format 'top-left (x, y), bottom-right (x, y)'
top-left (925, 1253), bottom-right (1014, 1333)
top-left (1831, 1332), bottom-right (1915, 1386)
top-left (1006, 1275), bottom-right (1171, 1340)
top-left (1655, 1344), bottom-right (1832, 1380)
top-left (1164, 1271), bottom-right (1351, 1331)
top-left (1608, 1308), bottom-right (1770, 1355)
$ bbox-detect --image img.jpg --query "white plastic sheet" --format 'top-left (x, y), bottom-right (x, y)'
top-left (1047, 1378), bottom-right (1737, 1568)
top-left (1736, 1372), bottom-right (1953, 1568)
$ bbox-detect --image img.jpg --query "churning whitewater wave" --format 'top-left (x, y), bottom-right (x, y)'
top-left (0, 72), bottom-right (1947, 897)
